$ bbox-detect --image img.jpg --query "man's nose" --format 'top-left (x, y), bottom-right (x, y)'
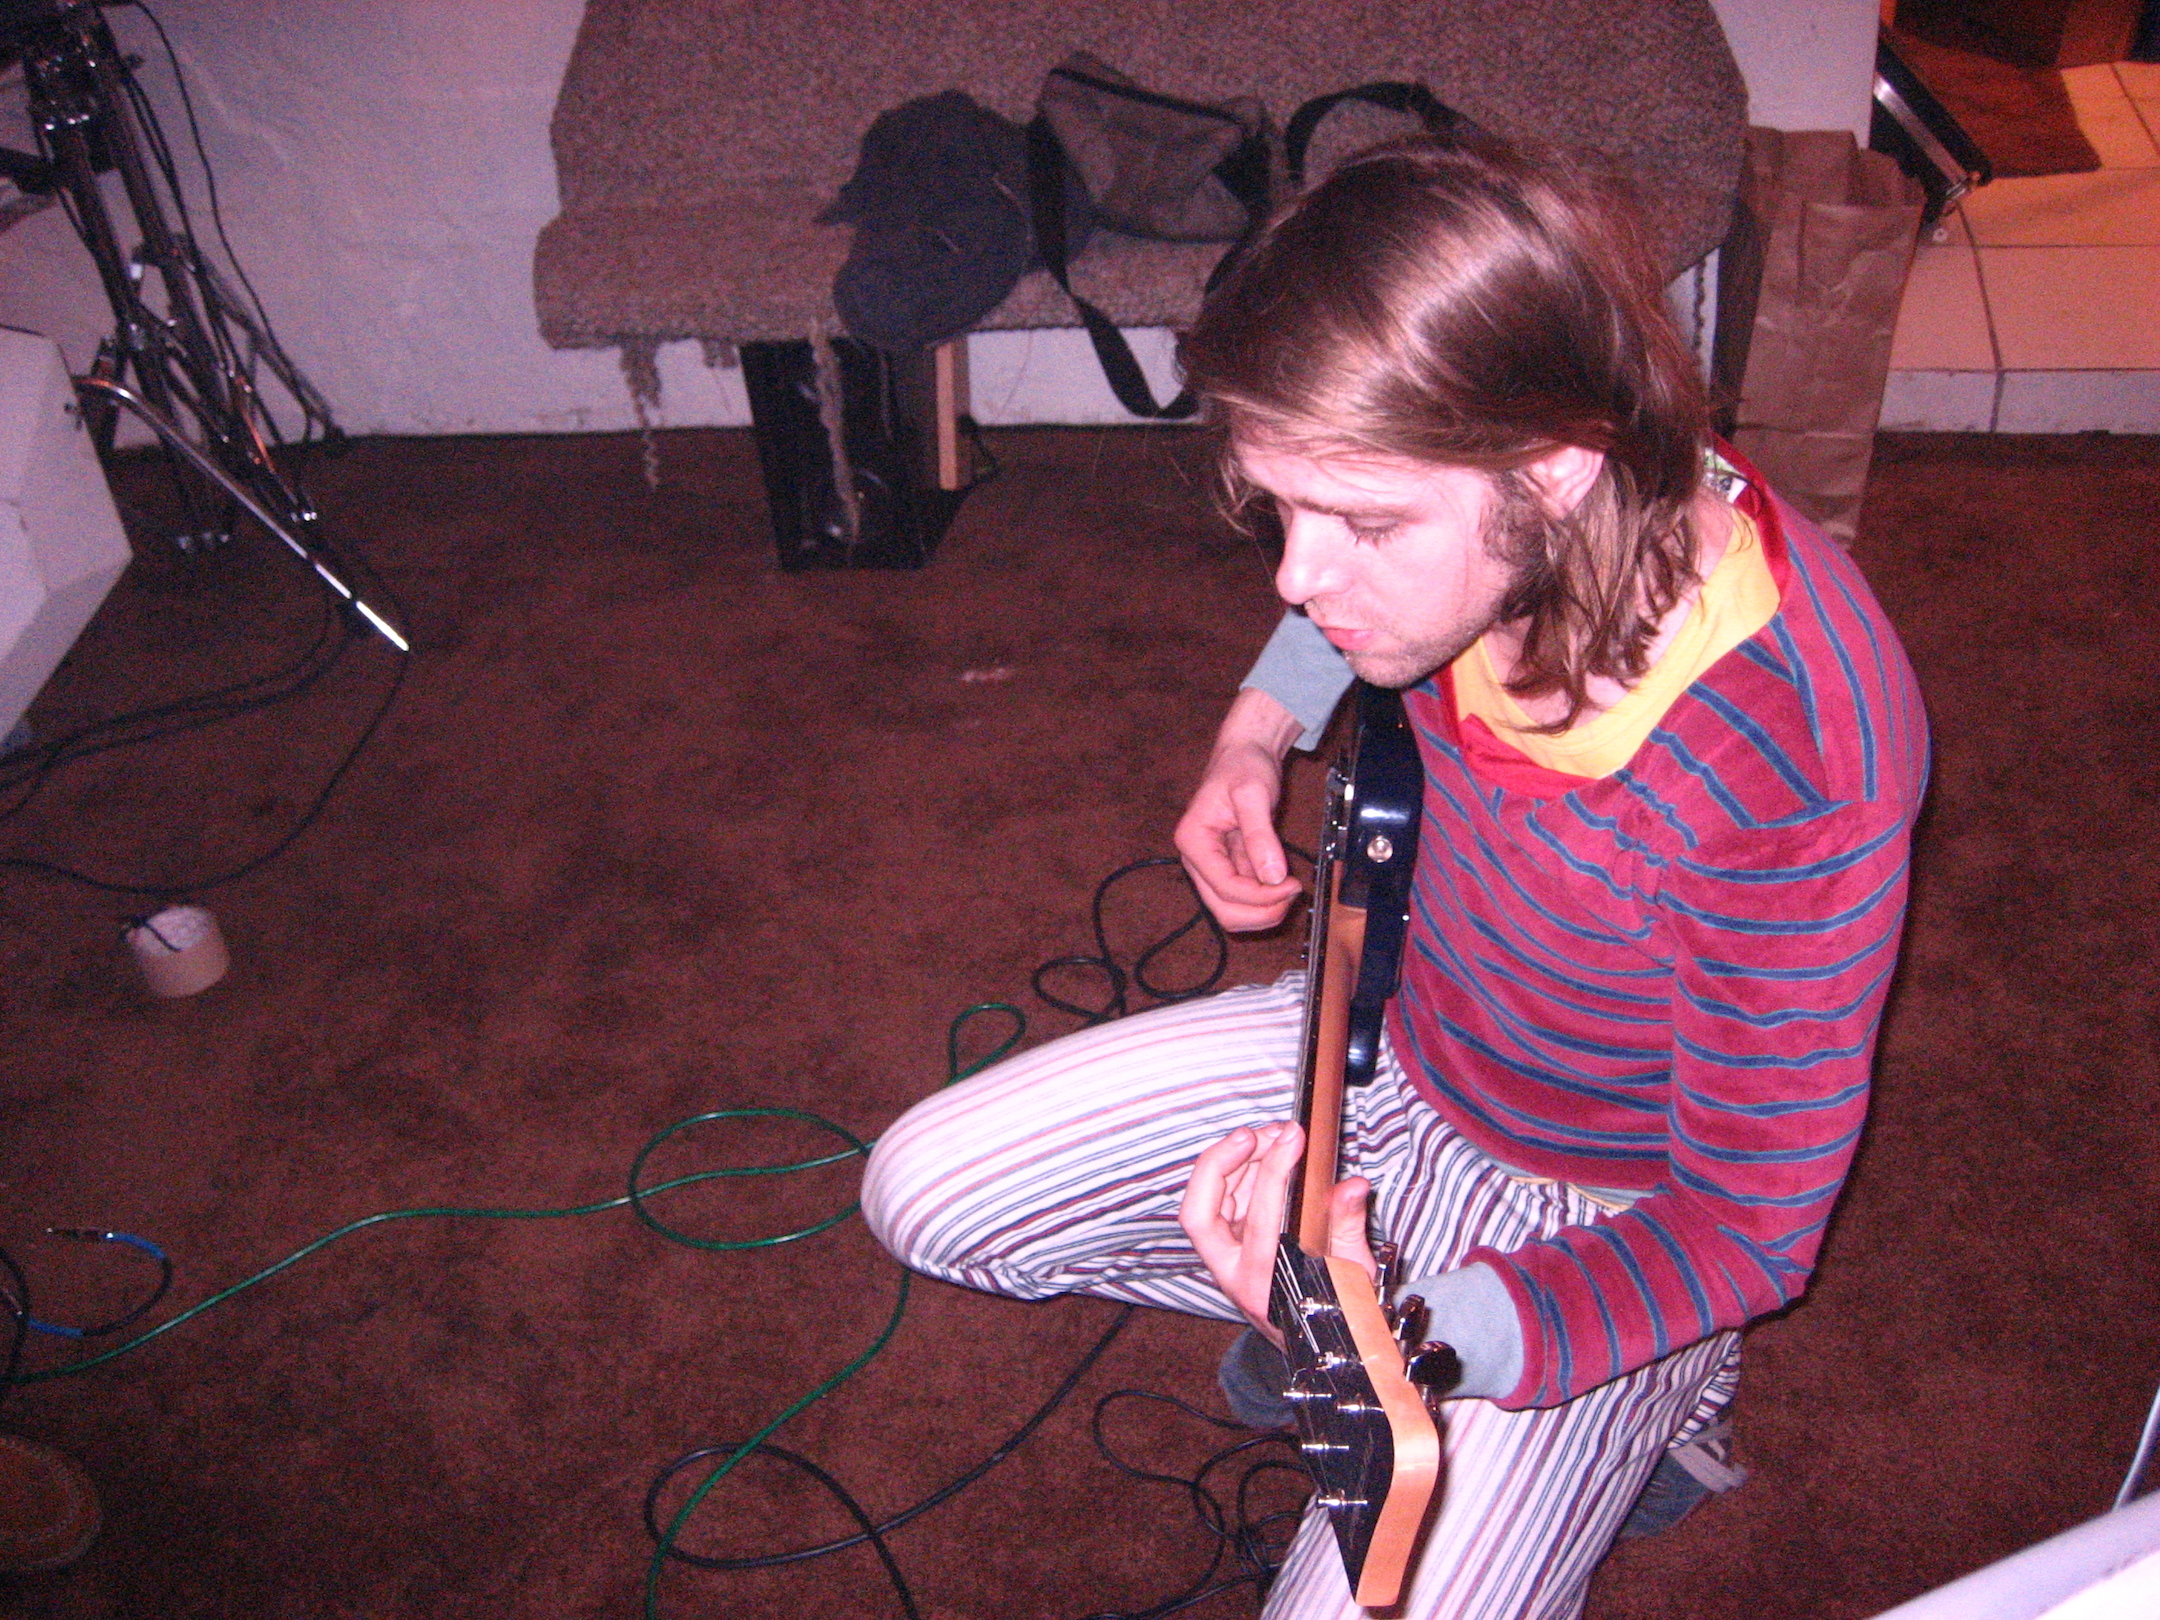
top-left (1274, 512), bottom-right (1347, 606)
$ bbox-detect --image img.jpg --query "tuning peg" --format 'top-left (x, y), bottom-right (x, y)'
top-left (1374, 1241), bottom-right (1401, 1303)
top-left (1406, 1342), bottom-right (1462, 1401)
top-left (1392, 1294), bottom-right (1427, 1355)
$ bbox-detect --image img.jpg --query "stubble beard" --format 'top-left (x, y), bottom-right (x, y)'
top-left (1340, 630), bottom-right (1480, 691)
top-left (1336, 574), bottom-right (1523, 690)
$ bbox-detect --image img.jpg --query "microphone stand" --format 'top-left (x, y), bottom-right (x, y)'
top-left (3, 0), bottom-right (407, 654)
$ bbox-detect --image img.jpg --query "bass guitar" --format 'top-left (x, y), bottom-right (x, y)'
top-left (1270, 680), bottom-right (1460, 1607)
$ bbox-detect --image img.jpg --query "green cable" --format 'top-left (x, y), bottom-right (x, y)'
top-left (16, 1001), bottom-right (1034, 1619)
top-left (642, 1269), bottom-right (912, 1618)
top-left (14, 1107), bottom-right (872, 1384)
top-left (948, 1001), bottom-right (1025, 1086)
top-left (641, 1003), bottom-right (1024, 1617)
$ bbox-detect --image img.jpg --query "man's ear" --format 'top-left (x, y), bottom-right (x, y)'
top-left (1521, 444), bottom-right (1604, 518)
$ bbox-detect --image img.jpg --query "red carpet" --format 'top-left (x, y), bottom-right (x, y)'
top-left (1, 426), bottom-right (2155, 1618)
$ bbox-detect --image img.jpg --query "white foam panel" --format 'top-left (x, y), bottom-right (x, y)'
top-left (0, 327), bottom-right (131, 738)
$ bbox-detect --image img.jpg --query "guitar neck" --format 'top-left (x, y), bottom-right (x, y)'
top-left (1293, 855), bottom-right (1366, 1254)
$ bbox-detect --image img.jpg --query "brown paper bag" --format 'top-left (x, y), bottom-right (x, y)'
top-left (1713, 128), bottom-right (1924, 544)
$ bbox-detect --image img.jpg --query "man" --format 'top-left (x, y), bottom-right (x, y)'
top-left (864, 133), bottom-right (1927, 1618)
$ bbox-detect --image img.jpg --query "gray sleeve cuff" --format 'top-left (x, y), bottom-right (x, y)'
top-left (1397, 1261), bottom-right (1524, 1402)
top-left (1239, 610), bottom-right (1354, 751)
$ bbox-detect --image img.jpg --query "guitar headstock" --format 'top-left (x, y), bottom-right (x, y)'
top-left (1272, 1238), bottom-right (1442, 1608)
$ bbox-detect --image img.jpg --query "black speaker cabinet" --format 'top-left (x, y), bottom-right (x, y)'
top-left (741, 338), bottom-right (968, 571)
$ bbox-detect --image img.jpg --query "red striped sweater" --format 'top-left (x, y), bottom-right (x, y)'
top-left (1390, 466), bottom-right (1929, 1408)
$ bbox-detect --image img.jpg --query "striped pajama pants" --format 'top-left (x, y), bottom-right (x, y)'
top-left (863, 973), bottom-right (1740, 1619)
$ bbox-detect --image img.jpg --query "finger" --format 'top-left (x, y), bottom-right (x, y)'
top-left (1223, 825), bottom-right (1258, 883)
top-left (1178, 853), bottom-right (1302, 933)
top-left (1236, 1121), bottom-right (1304, 1261)
top-left (1227, 780), bottom-right (1290, 885)
top-left (1219, 1120), bottom-right (1289, 1222)
top-left (1172, 809), bottom-right (1240, 889)
top-left (1179, 1127), bottom-right (1259, 1250)
top-left (1326, 1175), bottom-right (1378, 1281)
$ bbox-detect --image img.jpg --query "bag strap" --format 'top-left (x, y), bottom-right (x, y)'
top-left (1283, 81), bottom-right (1474, 190)
top-left (1025, 114), bottom-right (1197, 419)
top-left (1025, 70), bottom-right (1270, 421)
top-left (1025, 79), bottom-right (1464, 421)
top-left (1047, 61), bottom-right (1252, 133)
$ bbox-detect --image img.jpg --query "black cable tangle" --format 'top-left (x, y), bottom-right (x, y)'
top-left (643, 843), bottom-right (1326, 1617)
top-left (1030, 856), bottom-right (1231, 1025)
top-left (0, 630), bottom-right (408, 899)
top-left (1, 4), bottom-right (400, 899)
top-left (668, 1444), bottom-right (926, 1620)
top-left (1075, 1389), bottom-right (1307, 1619)
top-left (1029, 847), bottom-right (1314, 1027)
top-left (643, 1304), bottom-right (1136, 1586)
top-left (124, 0), bottom-right (333, 451)
top-left (0, 576), bottom-right (350, 823)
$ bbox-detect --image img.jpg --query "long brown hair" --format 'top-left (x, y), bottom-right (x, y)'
top-left (1178, 133), bottom-right (1711, 728)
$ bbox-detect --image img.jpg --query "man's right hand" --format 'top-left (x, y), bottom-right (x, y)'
top-left (1175, 687), bottom-right (1307, 931)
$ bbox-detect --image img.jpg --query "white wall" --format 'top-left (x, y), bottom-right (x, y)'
top-left (0, 0), bottom-right (1878, 440)
top-left (1712, 0), bottom-right (1879, 142)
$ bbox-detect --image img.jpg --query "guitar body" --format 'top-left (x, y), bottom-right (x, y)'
top-left (1270, 681), bottom-right (1445, 1609)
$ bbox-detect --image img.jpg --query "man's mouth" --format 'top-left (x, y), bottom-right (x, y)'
top-left (1312, 621), bottom-right (1374, 651)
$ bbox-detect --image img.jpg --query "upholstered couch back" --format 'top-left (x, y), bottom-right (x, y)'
top-left (534, 0), bottom-right (1746, 361)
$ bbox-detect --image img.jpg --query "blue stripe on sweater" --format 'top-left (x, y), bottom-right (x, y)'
top-left (1690, 684), bottom-right (1833, 809)
top-left (1587, 1223), bottom-right (1670, 1359)
top-left (1675, 1077), bottom-right (1870, 1118)
top-left (1690, 914), bottom-right (1906, 980)
top-left (1636, 1210), bottom-right (1716, 1341)
top-left (1660, 867), bottom-right (1904, 936)
top-left (1613, 768), bottom-right (1703, 849)
top-left (1680, 962), bottom-right (1894, 1028)
top-left (1424, 1009), bottom-right (1670, 1108)
top-left (1676, 818), bottom-right (1902, 883)
top-left (1674, 1160), bottom-right (1846, 1212)
top-left (1674, 1030), bottom-right (1877, 1070)
top-left (1473, 954), bottom-right (1669, 1026)
top-left (1639, 729), bottom-right (1842, 832)
top-left (1789, 540), bottom-right (1882, 799)
top-left (1672, 1121), bottom-right (1862, 1169)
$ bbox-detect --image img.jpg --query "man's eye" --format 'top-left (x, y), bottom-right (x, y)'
top-left (1347, 521), bottom-right (1398, 544)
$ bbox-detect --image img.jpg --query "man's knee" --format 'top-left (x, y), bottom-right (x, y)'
top-left (859, 1094), bottom-right (952, 1272)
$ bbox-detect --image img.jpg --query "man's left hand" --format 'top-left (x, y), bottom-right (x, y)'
top-left (1179, 1121), bottom-right (1377, 1347)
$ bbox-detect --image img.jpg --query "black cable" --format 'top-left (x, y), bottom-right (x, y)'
top-left (0, 465), bottom-right (414, 896)
top-left (1030, 856), bottom-right (1230, 1025)
top-left (0, 1246), bottom-right (31, 1417)
top-left (0, 5), bottom-right (397, 897)
top-left (1030, 847), bottom-right (1312, 1027)
top-left (123, 0), bottom-right (331, 448)
top-left (644, 1303), bottom-right (1137, 1574)
top-left (636, 845), bottom-right (1327, 1616)
top-left (0, 577), bottom-right (351, 823)
top-left (666, 1444), bottom-right (925, 1620)
top-left (26, 1231), bottom-right (174, 1340)
top-left (0, 625), bottom-right (407, 898)
top-left (1076, 1389), bottom-right (1307, 1619)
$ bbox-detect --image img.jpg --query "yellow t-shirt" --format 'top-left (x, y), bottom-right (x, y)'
top-left (1452, 506), bottom-right (1778, 780)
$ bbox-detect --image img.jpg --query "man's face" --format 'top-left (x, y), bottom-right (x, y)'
top-left (1235, 437), bottom-right (1526, 690)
